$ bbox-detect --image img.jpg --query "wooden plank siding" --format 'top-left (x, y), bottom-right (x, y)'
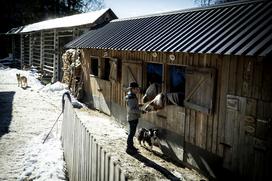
top-left (81, 48), bottom-right (271, 179)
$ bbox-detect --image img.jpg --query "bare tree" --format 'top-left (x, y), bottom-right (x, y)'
top-left (214, 0), bottom-right (240, 4)
top-left (194, 0), bottom-right (240, 6)
top-left (81, 0), bottom-right (105, 12)
top-left (194, 0), bottom-right (213, 6)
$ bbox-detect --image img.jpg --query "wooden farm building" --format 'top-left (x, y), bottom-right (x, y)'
top-left (66, 0), bottom-right (272, 180)
top-left (6, 8), bottom-right (117, 81)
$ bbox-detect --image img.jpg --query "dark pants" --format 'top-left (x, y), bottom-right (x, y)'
top-left (127, 119), bottom-right (138, 149)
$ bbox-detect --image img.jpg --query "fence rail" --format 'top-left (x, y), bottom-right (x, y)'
top-left (61, 96), bottom-right (126, 181)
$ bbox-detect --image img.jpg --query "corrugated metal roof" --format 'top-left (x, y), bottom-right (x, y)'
top-left (6, 26), bottom-right (24, 34)
top-left (7, 8), bottom-right (117, 34)
top-left (66, 0), bottom-right (272, 57)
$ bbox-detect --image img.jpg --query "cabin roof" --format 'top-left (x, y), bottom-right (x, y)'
top-left (66, 0), bottom-right (272, 57)
top-left (6, 8), bottom-right (117, 34)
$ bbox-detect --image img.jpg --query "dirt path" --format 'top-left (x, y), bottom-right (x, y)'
top-left (0, 83), bottom-right (62, 180)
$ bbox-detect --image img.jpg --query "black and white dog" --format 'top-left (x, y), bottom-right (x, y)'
top-left (137, 128), bottom-right (159, 149)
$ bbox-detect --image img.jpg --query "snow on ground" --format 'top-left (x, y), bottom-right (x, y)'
top-left (0, 66), bottom-right (67, 181)
top-left (19, 132), bottom-right (66, 181)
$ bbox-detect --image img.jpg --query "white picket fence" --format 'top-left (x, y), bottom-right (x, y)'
top-left (61, 96), bottom-right (126, 181)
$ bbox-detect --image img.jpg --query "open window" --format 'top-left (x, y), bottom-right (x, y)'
top-left (90, 57), bottom-right (98, 76)
top-left (166, 65), bottom-right (186, 106)
top-left (90, 57), bottom-right (120, 81)
top-left (142, 63), bottom-right (163, 102)
top-left (184, 66), bottom-right (216, 114)
top-left (146, 63), bottom-right (163, 84)
top-left (168, 65), bottom-right (186, 93)
top-left (100, 58), bottom-right (110, 80)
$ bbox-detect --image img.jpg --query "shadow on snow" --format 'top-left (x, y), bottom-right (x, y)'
top-left (0, 91), bottom-right (15, 138)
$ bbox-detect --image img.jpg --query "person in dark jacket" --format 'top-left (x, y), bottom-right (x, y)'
top-left (125, 82), bottom-right (144, 154)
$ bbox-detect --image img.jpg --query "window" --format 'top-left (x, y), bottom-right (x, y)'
top-left (90, 57), bottom-right (119, 81)
top-left (143, 63), bottom-right (163, 102)
top-left (168, 65), bottom-right (186, 93)
top-left (101, 58), bottom-right (110, 80)
top-left (146, 63), bottom-right (163, 84)
top-left (90, 57), bottom-right (98, 76)
top-left (143, 63), bottom-right (216, 113)
top-left (164, 65), bottom-right (186, 106)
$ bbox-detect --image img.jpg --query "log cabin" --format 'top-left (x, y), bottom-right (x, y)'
top-left (6, 8), bottom-right (117, 81)
top-left (65, 0), bottom-right (272, 180)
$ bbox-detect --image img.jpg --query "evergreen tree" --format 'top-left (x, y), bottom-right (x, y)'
top-left (0, 0), bottom-right (105, 33)
top-left (0, 0), bottom-right (104, 58)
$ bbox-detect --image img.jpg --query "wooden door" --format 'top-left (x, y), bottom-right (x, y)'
top-left (90, 77), bottom-right (101, 110)
top-left (223, 95), bottom-right (271, 180)
top-left (98, 79), bottom-right (111, 115)
top-left (90, 77), bottom-right (112, 115)
top-left (223, 95), bottom-right (246, 172)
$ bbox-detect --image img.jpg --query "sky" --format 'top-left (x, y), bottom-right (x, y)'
top-left (104, 0), bottom-right (198, 18)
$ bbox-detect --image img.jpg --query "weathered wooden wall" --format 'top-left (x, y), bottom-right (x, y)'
top-left (31, 32), bottom-right (41, 67)
top-left (61, 96), bottom-right (126, 181)
top-left (81, 48), bottom-right (272, 180)
top-left (21, 34), bottom-right (30, 66)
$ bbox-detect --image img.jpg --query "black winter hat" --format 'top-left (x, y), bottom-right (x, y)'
top-left (127, 82), bottom-right (139, 89)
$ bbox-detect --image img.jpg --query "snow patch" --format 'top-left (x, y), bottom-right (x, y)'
top-left (41, 81), bottom-right (68, 92)
top-left (19, 132), bottom-right (66, 181)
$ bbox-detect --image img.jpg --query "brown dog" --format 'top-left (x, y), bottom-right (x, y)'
top-left (16, 73), bottom-right (28, 88)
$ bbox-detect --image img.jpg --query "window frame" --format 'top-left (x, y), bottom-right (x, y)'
top-left (89, 56), bottom-right (119, 82)
top-left (166, 64), bottom-right (186, 93)
top-left (89, 56), bottom-right (99, 77)
top-left (143, 62), bottom-right (164, 92)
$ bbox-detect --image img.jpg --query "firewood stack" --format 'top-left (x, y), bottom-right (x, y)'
top-left (62, 49), bottom-right (83, 100)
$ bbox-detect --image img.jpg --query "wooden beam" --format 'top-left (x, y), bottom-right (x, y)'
top-left (40, 32), bottom-right (44, 70)
top-left (20, 34), bottom-right (23, 69)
